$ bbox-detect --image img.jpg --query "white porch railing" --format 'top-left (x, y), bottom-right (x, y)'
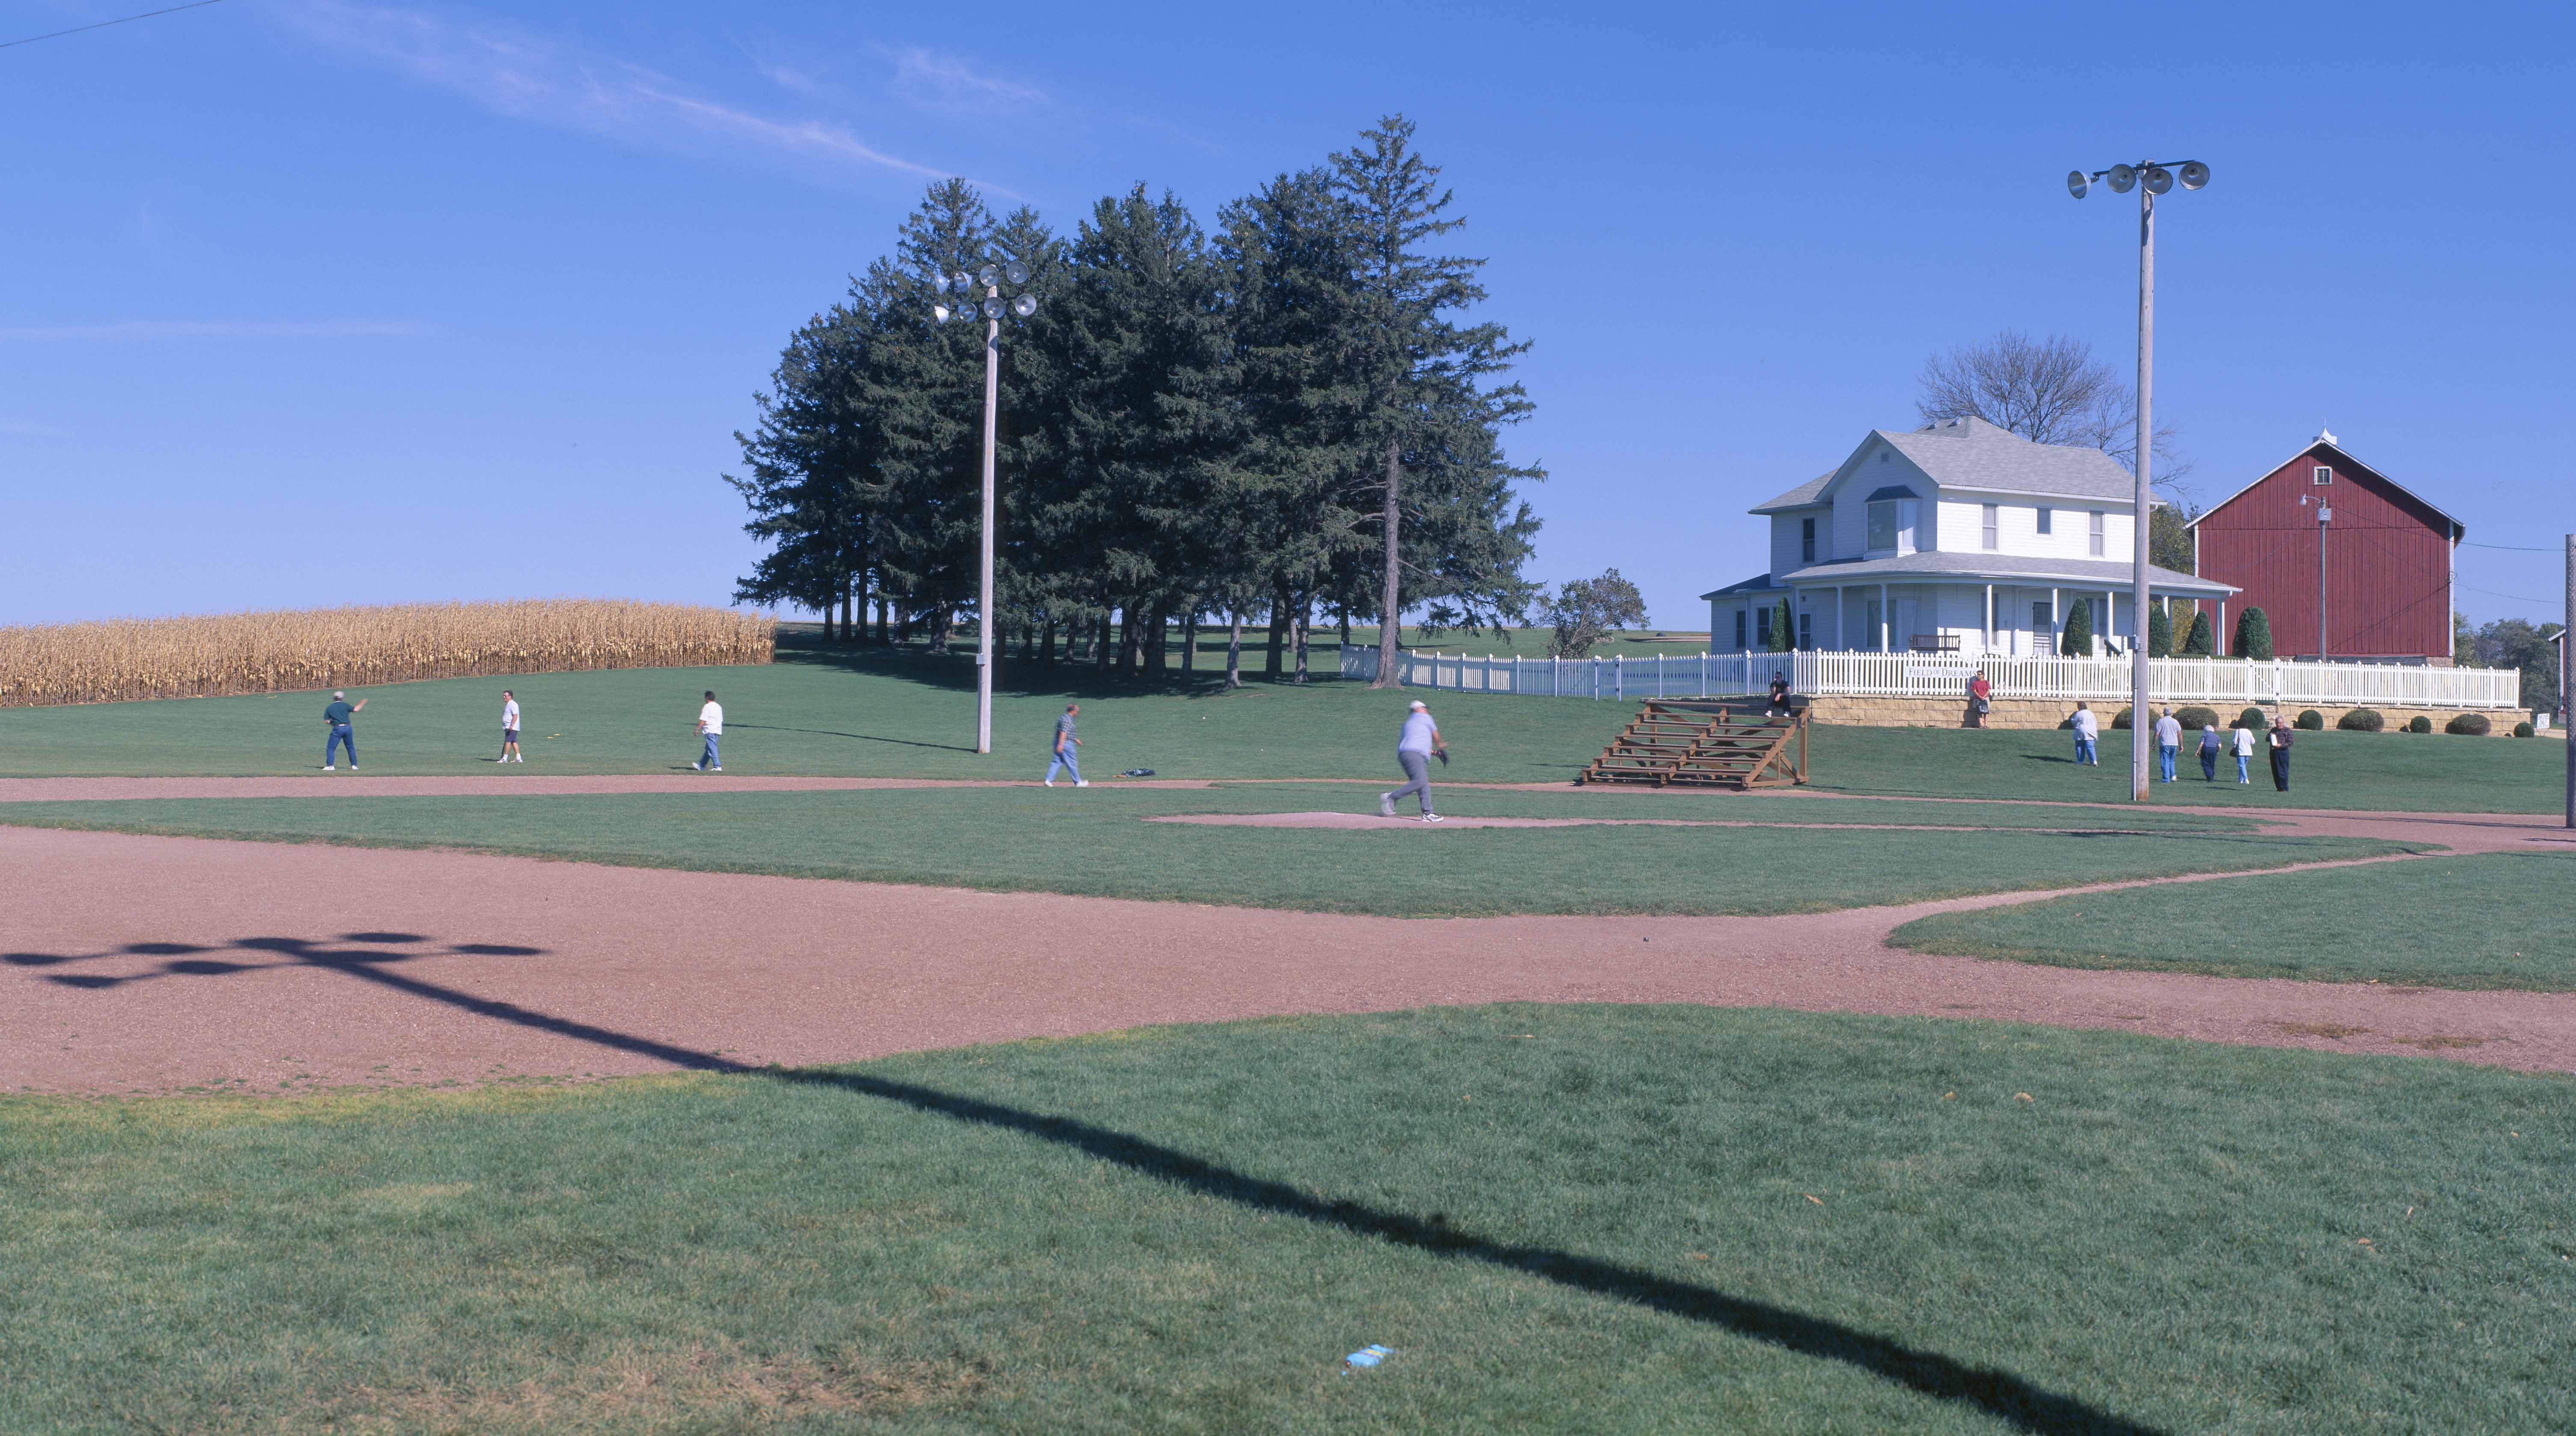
top-left (1337, 647), bottom-right (2524, 710)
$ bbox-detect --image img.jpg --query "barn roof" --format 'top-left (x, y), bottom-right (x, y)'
top-left (2188, 436), bottom-right (2466, 540)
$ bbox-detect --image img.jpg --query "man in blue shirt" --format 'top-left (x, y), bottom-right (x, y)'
top-left (1379, 700), bottom-right (1445, 822)
top-left (1044, 703), bottom-right (1086, 787)
top-left (321, 691), bottom-right (367, 771)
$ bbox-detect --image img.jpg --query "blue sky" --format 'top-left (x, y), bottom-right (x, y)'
top-left (4, 0), bottom-right (2568, 631)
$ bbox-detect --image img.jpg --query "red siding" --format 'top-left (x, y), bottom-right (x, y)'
top-left (2191, 445), bottom-right (2455, 659)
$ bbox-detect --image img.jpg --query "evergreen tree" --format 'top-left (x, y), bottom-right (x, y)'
top-left (1329, 116), bottom-right (1540, 684)
top-left (726, 297), bottom-right (880, 634)
top-left (2181, 608), bottom-right (2216, 657)
top-left (2235, 606), bottom-right (2273, 661)
top-left (1770, 596), bottom-right (1796, 653)
top-left (2060, 598), bottom-right (2095, 657)
top-left (2147, 601), bottom-right (2174, 658)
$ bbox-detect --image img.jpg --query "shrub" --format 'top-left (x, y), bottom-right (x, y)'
top-left (2181, 610), bottom-right (2216, 657)
top-left (2516, 721), bottom-right (2537, 737)
top-left (2110, 705), bottom-right (2134, 729)
top-left (2338, 708), bottom-right (2385, 732)
top-left (2234, 607), bottom-right (2274, 661)
top-left (2175, 705), bottom-right (2221, 730)
top-left (2295, 709), bottom-right (2324, 730)
top-left (2148, 604), bottom-right (2174, 659)
top-left (2446, 713), bottom-right (2491, 736)
top-left (2060, 599), bottom-right (2095, 657)
top-left (2407, 715), bottom-right (2434, 734)
top-left (2234, 707), bottom-right (2267, 730)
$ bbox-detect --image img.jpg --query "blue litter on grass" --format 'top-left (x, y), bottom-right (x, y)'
top-left (1120, 767), bottom-right (1155, 777)
top-left (1343, 1344), bottom-right (1392, 1371)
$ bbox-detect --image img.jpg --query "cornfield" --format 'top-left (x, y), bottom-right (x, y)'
top-left (0, 600), bottom-right (776, 708)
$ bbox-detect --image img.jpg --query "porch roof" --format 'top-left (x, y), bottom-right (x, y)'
top-left (1772, 550), bottom-right (2237, 598)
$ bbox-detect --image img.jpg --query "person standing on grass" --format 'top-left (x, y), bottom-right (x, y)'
top-left (693, 690), bottom-right (723, 772)
top-left (498, 690), bottom-right (523, 764)
top-left (2267, 714), bottom-right (2295, 793)
top-left (2155, 706), bottom-right (2182, 783)
top-left (2198, 722), bottom-right (2222, 782)
top-left (1380, 699), bottom-right (1445, 822)
top-left (2232, 719), bottom-right (2256, 784)
top-left (2070, 702), bottom-right (2099, 767)
top-left (321, 690), bottom-right (366, 770)
top-left (1045, 703), bottom-right (1086, 787)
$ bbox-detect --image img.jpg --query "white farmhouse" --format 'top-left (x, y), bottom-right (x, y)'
top-left (1703, 416), bottom-right (2236, 656)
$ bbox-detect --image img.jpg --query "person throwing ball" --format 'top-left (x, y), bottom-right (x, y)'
top-left (321, 690), bottom-right (366, 770)
top-left (1379, 699), bottom-right (1445, 823)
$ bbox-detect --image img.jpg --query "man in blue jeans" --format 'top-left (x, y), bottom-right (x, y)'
top-left (2069, 702), bottom-right (2099, 767)
top-left (321, 690), bottom-right (367, 770)
top-left (1044, 703), bottom-right (1086, 787)
top-left (2154, 706), bottom-right (2182, 782)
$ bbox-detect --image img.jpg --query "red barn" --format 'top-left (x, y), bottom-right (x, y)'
top-left (2187, 431), bottom-right (2463, 662)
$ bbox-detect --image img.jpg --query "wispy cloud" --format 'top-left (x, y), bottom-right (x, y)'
top-left (277, 1), bottom-right (954, 182)
top-left (0, 321), bottom-right (431, 341)
top-left (890, 48), bottom-right (1047, 116)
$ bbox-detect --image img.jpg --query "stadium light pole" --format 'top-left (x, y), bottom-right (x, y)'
top-left (2069, 158), bottom-right (2210, 802)
top-left (934, 262), bottom-right (1039, 755)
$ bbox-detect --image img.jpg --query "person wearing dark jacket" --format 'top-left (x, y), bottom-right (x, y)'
top-left (1768, 672), bottom-right (1791, 717)
top-left (2267, 715), bottom-right (2295, 793)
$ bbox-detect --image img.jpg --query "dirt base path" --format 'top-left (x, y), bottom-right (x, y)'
top-left (7, 825), bottom-right (2572, 1097)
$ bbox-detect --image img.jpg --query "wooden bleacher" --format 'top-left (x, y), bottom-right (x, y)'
top-left (1576, 697), bottom-right (1809, 790)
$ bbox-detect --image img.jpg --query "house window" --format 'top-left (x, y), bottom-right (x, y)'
top-left (1801, 517), bottom-right (1816, 564)
top-left (1981, 502), bottom-right (1999, 550)
top-left (1866, 598), bottom-right (1884, 650)
top-left (2088, 510), bottom-right (2106, 557)
top-left (1867, 501), bottom-right (1897, 551)
top-left (2313, 465), bottom-right (2333, 485)
top-left (2032, 600), bottom-right (2054, 633)
top-left (1798, 612), bottom-right (1812, 649)
top-left (1755, 607), bottom-right (1773, 646)
top-left (1733, 610), bottom-right (1746, 648)
top-left (2036, 506), bottom-right (2053, 535)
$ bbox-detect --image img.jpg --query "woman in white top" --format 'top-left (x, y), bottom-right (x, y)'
top-left (2230, 721), bottom-right (2256, 784)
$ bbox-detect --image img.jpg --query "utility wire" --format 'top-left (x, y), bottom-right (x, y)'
top-left (0, 0), bottom-right (223, 52)
top-left (2461, 540), bottom-right (2565, 553)
top-left (2460, 584), bottom-right (2559, 607)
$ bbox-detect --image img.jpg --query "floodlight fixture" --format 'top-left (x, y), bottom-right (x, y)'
top-left (982, 296), bottom-right (1003, 320)
top-left (2106, 164), bottom-right (2138, 193)
top-left (2142, 165), bottom-right (2174, 195)
top-left (1012, 293), bottom-right (1038, 317)
top-left (977, 264), bottom-right (1000, 288)
top-left (1004, 260), bottom-right (1030, 285)
top-left (954, 273), bottom-right (976, 294)
top-left (933, 304), bottom-right (954, 324)
top-left (2067, 169), bottom-right (2090, 199)
top-left (2177, 160), bottom-right (2210, 190)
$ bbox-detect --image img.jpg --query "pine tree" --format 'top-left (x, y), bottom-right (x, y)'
top-left (2148, 601), bottom-right (2174, 658)
top-left (2235, 607), bottom-right (2273, 660)
top-left (1771, 597), bottom-right (1796, 653)
top-left (2060, 598), bottom-right (2095, 657)
top-left (2182, 608), bottom-right (2216, 657)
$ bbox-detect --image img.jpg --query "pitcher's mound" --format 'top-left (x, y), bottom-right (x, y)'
top-left (1150, 812), bottom-right (1712, 830)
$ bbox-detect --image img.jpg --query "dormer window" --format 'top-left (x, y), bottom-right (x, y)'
top-left (1867, 501), bottom-right (1896, 551)
top-left (1864, 487), bottom-right (1917, 554)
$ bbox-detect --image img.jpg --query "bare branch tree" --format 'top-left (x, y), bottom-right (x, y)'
top-left (1917, 330), bottom-right (2193, 497)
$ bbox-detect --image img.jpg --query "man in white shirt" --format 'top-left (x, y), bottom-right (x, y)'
top-left (2154, 706), bottom-right (2182, 782)
top-left (1379, 699), bottom-right (1445, 822)
top-left (2231, 720), bottom-right (2256, 784)
top-left (2070, 702), bottom-right (2100, 767)
top-left (499, 690), bottom-right (523, 764)
top-left (693, 690), bottom-right (724, 772)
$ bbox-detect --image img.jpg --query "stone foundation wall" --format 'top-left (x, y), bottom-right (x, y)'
top-left (1804, 695), bottom-right (2530, 737)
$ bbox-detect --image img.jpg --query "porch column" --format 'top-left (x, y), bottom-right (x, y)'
top-left (1984, 583), bottom-right (1994, 653)
top-left (2048, 587), bottom-right (2059, 657)
top-left (2217, 599), bottom-right (2227, 656)
top-left (1836, 586), bottom-right (1847, 648)
top-left (1878, 582), bottom-right (1890, 652)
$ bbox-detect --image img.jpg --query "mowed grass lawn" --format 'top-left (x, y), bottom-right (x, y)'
top-left (0, 639), bottom-right (2556, 812)
top-left (0, 785), bottom-right (2407, 917)
top-left (4, 1007), bottom-right (2567, 1435)
top-left (1893, 852), bottom-right (2576, 990)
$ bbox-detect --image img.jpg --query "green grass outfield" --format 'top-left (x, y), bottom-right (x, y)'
top-left (0, 785), bottom-right (2406, 918)
top-left (0, 644), bottom-right (2557, 812)
top-left (3, 1007), bottom-right (2566, 1435)
top-left (1891, 852), bottom-right (2576, 990)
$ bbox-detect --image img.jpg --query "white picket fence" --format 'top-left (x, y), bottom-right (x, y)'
top-left (1338, 646), bottom-right (2523, 710)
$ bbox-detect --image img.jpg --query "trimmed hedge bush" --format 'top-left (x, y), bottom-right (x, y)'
top-left (2338, 708), bottom-right (2385, 732)
top-left (2234, 707), bottom-right (2267, 730)
top-left (2295, 709), bottom-right (2324, 730)
top-left (2175, 705), bottom-right (2221, 730)
top-left (2446, 713), bottom-right (2491, 736)
top-left (2407, 715), bottom-right (2434, 734)
top-left (2110, 706), bottom-right (2134, 729)
top-left (2516, 721), bottom-right (2537, 737)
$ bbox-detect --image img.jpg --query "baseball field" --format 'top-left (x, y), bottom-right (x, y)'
top-left (3, 638), bottom-right (2569, 1433)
